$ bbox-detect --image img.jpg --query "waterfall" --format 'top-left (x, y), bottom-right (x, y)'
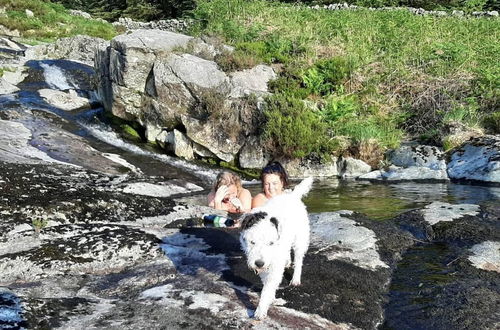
top-left (78, 113), bottom-right (219, 182)
top-left (40, 63), bottom-right (76, 90)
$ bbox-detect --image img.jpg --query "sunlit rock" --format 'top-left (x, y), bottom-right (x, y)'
top-left (468, 241), bottom-right (500, 273)
top-left (38, 89), bottom-right (91, 111)
top-left (310, 211), bottom-right (389, 270)
top-left (447, 135), bottom-right (500, 183)
top-left (338, 157), bottom-right (371, 179)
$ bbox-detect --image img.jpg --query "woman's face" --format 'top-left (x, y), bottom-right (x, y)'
top-left (263, 173), bottom-right (283, 199)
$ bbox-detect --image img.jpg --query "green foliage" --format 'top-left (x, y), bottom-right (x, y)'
top-left (120, 124), bottom-right (142, 142)
top-left (461, 0), bottom-right (489, 12)
top-left (268, 68), bottom-right (311, 99)
top-left (293, 0), bottom-right (494, 10)
top-left (302, 57), bottom-right (353, 96)
top-left (320, 93), bottom-right (360, 122)
top-left (441, 135), bottom-right (461, 151)
top-left (0, 0), bottom-right (117, 41)
top-left (302, 57), bottom-right (354, 96)
top-left (443, 98), bottom-right (481, 127)
top-left (333, 115), bottom-right (403, 149)
top-left (263, 93), bottom-right (334, 158)
top-left (52, 0), bottom-right (196, 20)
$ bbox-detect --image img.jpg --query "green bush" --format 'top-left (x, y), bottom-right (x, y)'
top-left (263, 93), bottom-right (334, 158)
top-left (320, 93), bottom-right (360, 122)
top-left (302, 57), bottom-right (355, 96)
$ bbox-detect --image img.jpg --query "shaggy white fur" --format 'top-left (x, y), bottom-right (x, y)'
top-left (239, 177), bottom-right (313, 319)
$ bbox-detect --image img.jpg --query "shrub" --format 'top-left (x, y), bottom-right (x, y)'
top-left (301, 57), bottom-right (355, 96)
top-left (263, 93), bottom-right (334, 158)
top-left (320, 93), bottom-right (360, 122)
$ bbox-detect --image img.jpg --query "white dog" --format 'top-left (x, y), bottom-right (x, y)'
top-left (239, 177), bottom-right (313, 319)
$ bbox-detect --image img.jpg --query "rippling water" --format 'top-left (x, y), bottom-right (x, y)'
top-left (247, 179), bottom-right (500, 220)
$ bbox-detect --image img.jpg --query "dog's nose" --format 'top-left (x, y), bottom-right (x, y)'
top-left (255, 260), bottom-right (264, 268)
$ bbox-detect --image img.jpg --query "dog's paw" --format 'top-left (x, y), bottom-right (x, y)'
top-left (253, 307), bottom-right (267, 320)
top-left (290, 278), bottom-right (301, 286)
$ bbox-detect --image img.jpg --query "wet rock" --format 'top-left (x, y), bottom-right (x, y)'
top-left (360, 144), bottom-right (449, 182)
top-left (0, 119), bottom-right (68, 165)
top-left (384, 240), bottom-right (500, 330)
top-left (395, 201), bottom-right (499, 243)
top-left (389, 145), bottom-right (446, 170)
top-left (121, 180), bottom-right (203, 197)
top-left (0, 287), bottom-right (26, 329)
top-left (310, 211), bottom-right (389, 270)
top-left (38, 89), bottom-right (92, 111)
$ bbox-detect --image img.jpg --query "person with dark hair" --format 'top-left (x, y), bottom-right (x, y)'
top-left (207, 171), bottom-right (252, 213)
top-left (251, 161), bottom-right (289, 208)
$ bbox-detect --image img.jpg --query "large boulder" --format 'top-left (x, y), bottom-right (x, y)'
top-left (181, 115), bottom-right (245, 162)
top-left (389, 145), bottom-right (446, 170)
top-left (96, 29), bottom-right (193, 121)
top-left (95, 29), bottom-right (276, 164)
top-left (142, 53), bottom-right (229, 130)
top-left (447, 135), bottom-right (500, 183)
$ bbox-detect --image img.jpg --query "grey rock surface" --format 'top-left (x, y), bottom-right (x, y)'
top-left (447, 135), bottom-right (500, 183)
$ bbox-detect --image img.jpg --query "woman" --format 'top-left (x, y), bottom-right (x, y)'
top-left (207, 171), bottom-right (252, 213)
top-left (251, 161), bottom-right (289, 208)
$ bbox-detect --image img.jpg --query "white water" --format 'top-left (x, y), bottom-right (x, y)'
top-left (80, 119), bottom-right (218, 183)
top-left (40, 63), bottom-right (76, 90)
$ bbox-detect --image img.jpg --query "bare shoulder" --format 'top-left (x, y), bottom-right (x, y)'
top-left (252, 193), bottom-right (267, 208)
top-left (239, 188), bottom-right (252, 199)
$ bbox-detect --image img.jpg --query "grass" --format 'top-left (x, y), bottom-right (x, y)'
top-left (0, 0), bottom-right (118, 42)
top-left (190, 0), bottom-right (500, 160)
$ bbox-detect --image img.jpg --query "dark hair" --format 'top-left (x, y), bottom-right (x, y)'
top-left (261, 161), bottom-right (289, 188)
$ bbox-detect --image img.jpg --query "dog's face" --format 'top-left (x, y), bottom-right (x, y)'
top-left (239, 212), bottom-right (280, 275)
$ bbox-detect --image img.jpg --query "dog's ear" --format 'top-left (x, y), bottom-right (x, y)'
top-left (270, 217), bottom-right (279, 231)
top-left (241, 212), bottom-right (267, 230)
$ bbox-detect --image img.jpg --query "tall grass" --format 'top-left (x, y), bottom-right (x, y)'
top-left (191, 0), bottom-right (499, 158)
top-left (0, 0), bottom-right (118, 42)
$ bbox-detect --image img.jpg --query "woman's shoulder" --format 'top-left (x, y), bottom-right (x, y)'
top-left (252, 192), bottom-right (266, 199)
top-left (251, 192), bottom-right (267, 208)
top-left (239, 187), bottom-right (252, 197)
